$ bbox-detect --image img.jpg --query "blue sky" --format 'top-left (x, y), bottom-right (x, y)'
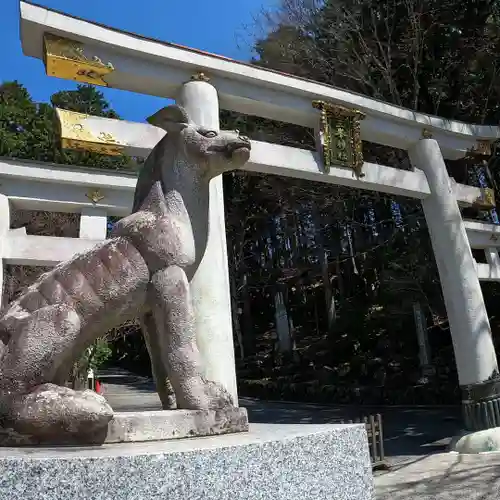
top-left (0, 0), bottom-right (274, 122)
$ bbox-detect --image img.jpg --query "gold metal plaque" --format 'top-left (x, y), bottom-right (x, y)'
top-left (312, 100), bottom-right (365, 177)
top-left (43, 33), bottom-right (114, 87)
top-left (56, 108), bottom-right (125, 156)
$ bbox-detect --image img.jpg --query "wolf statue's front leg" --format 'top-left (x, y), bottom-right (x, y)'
top-left (140, 311), bottom-right (177, 409)
top-left (148, 265), bottom-right (233, 410)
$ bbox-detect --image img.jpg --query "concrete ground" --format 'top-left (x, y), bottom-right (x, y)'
top-left (98, 368), bottom-right (500, 499)
top-left (375, 452), bottom-right (500, 499)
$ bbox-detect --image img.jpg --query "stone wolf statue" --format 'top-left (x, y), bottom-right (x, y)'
top-left (0, 105), bottom-right (251, 444)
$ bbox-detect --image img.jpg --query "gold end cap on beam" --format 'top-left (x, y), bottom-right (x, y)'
top-left (466, 139), bottom-right (492, 159)
top-left (312, 100), bottom-right (365, 177)
top-left (56, 108), bottom-right (125, 156)
top-left (474, 139), bottom-right (492, 157)
top-left (43, 33), bottom-right (114, 87)
top-left (473, 187), bottom-right (496, 210)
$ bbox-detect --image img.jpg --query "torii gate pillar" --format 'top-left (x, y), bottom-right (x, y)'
top-left (177, 77), bottom-right (238, 404)
top-left (410, 138), bottom-right (500, 431)
top-left (0, 194), bottom-right (8, 312)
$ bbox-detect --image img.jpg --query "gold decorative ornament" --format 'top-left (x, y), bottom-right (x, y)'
top-left (312, 100), bottom-right (365, 177)
top-left (473, 187), bottom-right (496, 210)
top-left (191, 72), bottom-right (210, 82)
top-left (56, 108), bottom-right (125, 156)
top-left (43, 33), bottom-right (114, 87)
top-left (421, 128), bottom-right (433, 139)
top-left (85, 189), bottom-right (105, 204)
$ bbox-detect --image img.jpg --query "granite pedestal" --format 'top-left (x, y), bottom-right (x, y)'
top-left (0, 423), bottom-right (373, 500)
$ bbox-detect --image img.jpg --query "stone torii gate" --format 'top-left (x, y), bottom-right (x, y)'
top-left (13, 1), bottom-right (500, 435)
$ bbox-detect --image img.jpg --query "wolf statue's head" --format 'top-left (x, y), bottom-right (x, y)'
top-left (147, 104), bottom-right (251, 177)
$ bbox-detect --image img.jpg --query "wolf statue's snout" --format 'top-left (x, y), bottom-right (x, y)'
top-left (227, 135), bottom-right (251, 163)
top-left (228, 137), bottom-right (251, 152)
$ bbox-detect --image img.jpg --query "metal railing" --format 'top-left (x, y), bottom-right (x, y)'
top-left (341, 413), bottom-right (388, 470)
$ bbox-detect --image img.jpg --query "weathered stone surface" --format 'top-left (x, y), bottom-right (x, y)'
top-left (105, 407), bottom-right (249, 443)
top-left (0, 423), bottom-right (373, 500)
top-left (0, 406), bottom-right (248, 446)
top-left (0, 384), bottom-right (113, 446)
top-left (0, 104), bottom-right (251, 444)
top-left (449, 426), bottom-right (500, 453)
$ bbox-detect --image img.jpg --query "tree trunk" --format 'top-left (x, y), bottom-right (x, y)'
top-left (320, 247), bottom-right (336, 331)
top-left (313, 207), bottom-right (336, 332)
top-left (241, 273), bottom-right (255, 356)
top-left (274, 284), bottom-right (292, 353)
top-left (413, 301), bottom-right (434, 380)
top-left (230, 271), bottom-right (245, 360)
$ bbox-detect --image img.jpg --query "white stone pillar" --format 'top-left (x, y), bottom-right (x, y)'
top-left (409, 139), bottom-right (498, 391)
top-left (177, 78), bottom-right (238, 403)
top-left (0, 194), bottom-right (10, 311)
top-left (79, 207), bottom-right (108, 240)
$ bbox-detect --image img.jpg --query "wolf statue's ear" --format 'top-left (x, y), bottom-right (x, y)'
top-left (147, 105), bottom-right (190, 132)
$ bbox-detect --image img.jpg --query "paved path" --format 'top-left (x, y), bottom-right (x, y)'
top-left (375, 452), bottom-right (500, 500)
top-left (99, 368), bottom-right (462, 462)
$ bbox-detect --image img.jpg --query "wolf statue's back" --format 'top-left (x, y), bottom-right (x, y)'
top-left (0, 105), bottom-right (251, 445)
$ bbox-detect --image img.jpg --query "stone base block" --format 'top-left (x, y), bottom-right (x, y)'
top-left (106, 407), bottom-right (249, 443)
top-left (0, 407), bottom-right (248, 446)
top-left (0, 423), bottom-right (373, 500)
top-left (449, 426), bottom-right (500, 453)
top-left (461, 377), bottom-right (500, 431)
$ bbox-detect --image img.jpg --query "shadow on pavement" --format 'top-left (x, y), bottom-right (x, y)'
top-left (376, 453), bottom-right (500, 500)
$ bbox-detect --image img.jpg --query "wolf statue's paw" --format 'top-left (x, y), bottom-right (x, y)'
top-left (0, 383), bottom-right (113, 445)
top-left (201, 378), bottom-right (234, 410)
top-left (158, 377), bottom-right (177, 410)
